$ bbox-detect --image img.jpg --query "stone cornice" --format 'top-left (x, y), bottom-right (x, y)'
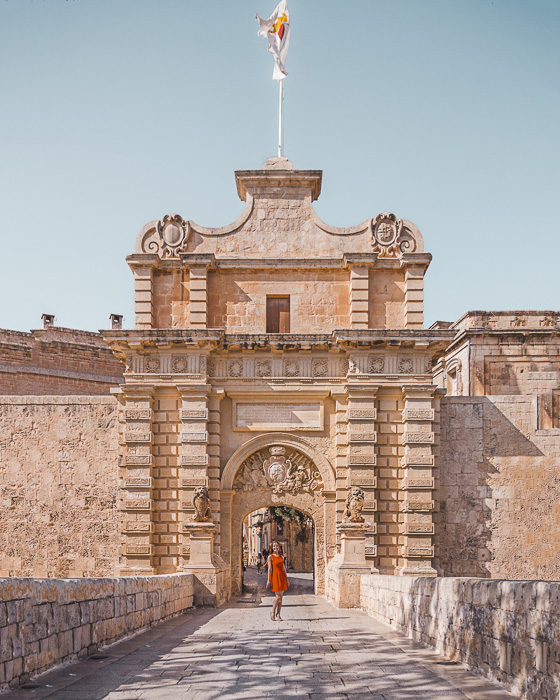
top-left (235, 169), bottom-right (322, 201)
top-left (126, 253), bottom-right (432, 272)
top-left (443, 327), bottom-right (560, 355)
top-left (333, 329), bottom-right (455, 353)
top-left (102, 328), bottom-right (455, 356)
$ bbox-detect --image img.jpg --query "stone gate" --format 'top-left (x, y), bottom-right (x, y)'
top-left (103, 157), bottom-right (455, 603)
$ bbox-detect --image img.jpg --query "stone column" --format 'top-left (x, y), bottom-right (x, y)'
top-left (346, 384), bottom-right (379, 572)
top-left (119, 386), bottom-right (155, 575)
top-left (403, 265), bottom-right (425, 329)
top-left (177, 383), bottom-right (211, 567)
top-left (189, 266), bottom-right (208, 329)
top-left (219, 489), bottom-right (235, 589)
top-left (399, 384), bottom-right (438, 576)
top-left (208, 389), bottom-right (225, 550)
top-left (178, 381), bottom-right (227, 606)
top-left (349, 265), bottom-right (369, 329)
top-left (128, 258), bottom-right (157, 329)
top-left (321, 490), bottom-right (337, 593)
top-left (332, 391), bottom-right (349, 548)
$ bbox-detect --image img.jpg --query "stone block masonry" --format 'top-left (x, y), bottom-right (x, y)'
top-left (0, 397), bottom-right (120, 578)
top-left (360, 574), bottom-right (560, 700)
top-left (0, 573), bottom-right (194, 691)
top-left (0, 328), bottom-right (124, 395)
top-left (438, 396), bottom-right (560, 580)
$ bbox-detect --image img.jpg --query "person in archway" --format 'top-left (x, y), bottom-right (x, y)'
top-left (266, 540), bottom-right (289, 620)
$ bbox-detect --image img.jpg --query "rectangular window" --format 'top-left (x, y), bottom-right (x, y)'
top-left (266, 296), bottom-right (290, 333)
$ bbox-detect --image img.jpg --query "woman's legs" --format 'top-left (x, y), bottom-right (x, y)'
top-left (271, 592), bottom-right (282, 620)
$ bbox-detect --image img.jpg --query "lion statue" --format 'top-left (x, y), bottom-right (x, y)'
top-left (192, 485), bottom-right (212, 522)
top-left (343, 486), bottom-right (365, 523)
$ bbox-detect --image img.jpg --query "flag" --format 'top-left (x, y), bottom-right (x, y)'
top-left (255, 1), bottom-right (290, 81)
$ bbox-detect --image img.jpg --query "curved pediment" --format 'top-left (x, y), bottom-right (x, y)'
top-left (132, 163), bottom-right (424, 261)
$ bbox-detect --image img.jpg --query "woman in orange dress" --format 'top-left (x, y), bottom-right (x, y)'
top-left (266, 541), bottom-right (289, 621)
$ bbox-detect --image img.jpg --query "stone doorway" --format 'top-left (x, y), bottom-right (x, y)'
top-left (241, 505), bottom-right (315, 595)
top-left (220, 433), bottom-right (337, 598)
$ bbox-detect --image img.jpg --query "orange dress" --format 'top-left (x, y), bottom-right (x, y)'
top-left (270, 554), bottom-right (289, 592)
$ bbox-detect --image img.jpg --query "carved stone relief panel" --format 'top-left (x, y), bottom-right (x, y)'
top-left (368, 356), bottom-right (385, 374)
top-left (256, 359), bottom-right (272, 378)
top-left (172, 356), bottom-right (189, 373)
top-left (312, 359), bottom-right (328, 377)
top-left (204, 356), bottom-right (349, 379)
top-left (233, 445), bottom-right (323, 496)
top-left (144, 356), bottom-right (161, 373)
top-left (228, 359), bottom-right (243, 378)
top-left (398, 357), bottom-right (414, 374)
top-left (284, 359), bottom-right (300, 377)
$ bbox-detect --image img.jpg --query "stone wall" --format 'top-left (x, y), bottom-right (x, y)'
top-left (0, 397), bottom-right (120, 578)
top-left (437, 396), bottom-right (560, 580)
top-left (0, 573), bottom-right (194, 691)
top-left (206, 269), bottom-right (350, 333)
top-left (360, 575), bottom-right (560, 700)
top-left (0, 328), bottom-right (124, 395)
top-left (152, 269), bottom-right (190, 328)
top-left (368, 269), bottom-right (406, 329)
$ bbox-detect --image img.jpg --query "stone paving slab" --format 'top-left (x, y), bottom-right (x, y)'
top-left (1, 594), bottom-right (517, 700)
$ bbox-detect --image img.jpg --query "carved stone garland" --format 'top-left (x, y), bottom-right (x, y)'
top-left (233, 446), bottom-right (323, 496)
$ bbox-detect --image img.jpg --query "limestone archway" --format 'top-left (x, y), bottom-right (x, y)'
top-left (220, 434), bottom-right (336, 596)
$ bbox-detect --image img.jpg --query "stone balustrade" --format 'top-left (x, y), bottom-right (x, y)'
top-left (0, 573), bottom-right (194, 692)
top-left (360, 574), bottom-right (560, 700)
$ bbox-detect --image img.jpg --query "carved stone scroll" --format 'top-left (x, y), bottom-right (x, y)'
top-left (140, 214), bottom-right (190, 258)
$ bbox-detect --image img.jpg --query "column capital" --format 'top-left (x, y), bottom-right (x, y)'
top-left (344, 384), bottom-right (381, 398)
top-left (120, 385), bottom-right (156, 399)
top-left (208, 388), bottom-right (226, 401)
top-left (177, 384), bottom-right (212, 397)
top-left (401, 384), bottom-right (437, 398)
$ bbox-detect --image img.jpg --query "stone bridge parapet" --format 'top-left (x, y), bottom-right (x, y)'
top-left (360, 574), bottom-right (560, 700)
top-left (0, 573), bottom-right (194, 692)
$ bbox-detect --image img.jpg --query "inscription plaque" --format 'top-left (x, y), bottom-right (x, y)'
top-left (235, 402), bottom-right (322, 431)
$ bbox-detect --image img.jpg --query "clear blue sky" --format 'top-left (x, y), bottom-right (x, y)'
top-left (1, 0), bottom-right (558, 332)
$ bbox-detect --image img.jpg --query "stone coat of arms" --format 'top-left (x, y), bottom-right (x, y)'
top-left (234, 446), bottom-right (322, 495)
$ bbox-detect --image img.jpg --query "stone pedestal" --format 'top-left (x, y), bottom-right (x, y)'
top-left (326, 522), bottom-right (372, 608)
top-left (183, 522), bottom-right (228, 607)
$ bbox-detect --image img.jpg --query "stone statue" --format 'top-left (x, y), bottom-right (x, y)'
top-left (192, 485), bottom-right (212, 522)
top-left (343, 486), bottom-right (365, 523)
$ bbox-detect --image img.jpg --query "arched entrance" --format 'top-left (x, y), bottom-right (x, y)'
top-left (220, 434), bottom-right (336, 597)
top-left (241, 505), bottom-right (315, 593)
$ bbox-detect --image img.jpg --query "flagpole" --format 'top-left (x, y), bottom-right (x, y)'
top-left (278, 79), bottom-right (284, 157)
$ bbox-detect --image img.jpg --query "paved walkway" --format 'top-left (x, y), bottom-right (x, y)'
top-left (242, 564), bottom-right (314, 594)
top-left (4, 593), bottom-right (515, 700)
